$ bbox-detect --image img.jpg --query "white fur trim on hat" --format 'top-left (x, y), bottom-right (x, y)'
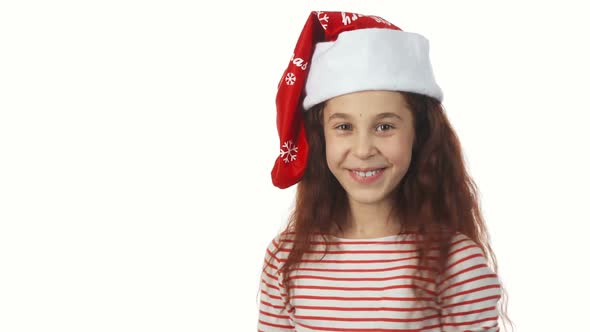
top-left (302, 28), bottom-right (443, 110)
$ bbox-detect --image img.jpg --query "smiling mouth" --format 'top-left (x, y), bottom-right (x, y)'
top-left (349, 168), bottom-right (386, 178)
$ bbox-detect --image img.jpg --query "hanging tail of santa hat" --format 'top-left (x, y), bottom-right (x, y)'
top-left (271, 11), bottom-right (443, 189)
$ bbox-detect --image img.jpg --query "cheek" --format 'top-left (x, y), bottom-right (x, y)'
top-left (324, 136), bottom-right (347, 169)
top-left (380, 136), bottom-right (414, 165)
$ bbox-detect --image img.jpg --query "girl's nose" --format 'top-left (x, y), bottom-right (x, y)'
top-left (352, 132), bottom-right (376, 159)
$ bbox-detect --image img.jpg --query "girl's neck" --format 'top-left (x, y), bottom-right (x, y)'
top-left (333, 200), bottom-right (402, 239)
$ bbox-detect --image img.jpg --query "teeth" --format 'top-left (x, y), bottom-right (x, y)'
top-left (354, 170), bottom-right (378, 177)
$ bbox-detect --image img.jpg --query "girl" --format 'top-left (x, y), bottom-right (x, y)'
top-left (258, 11), bottom-right (513, 332)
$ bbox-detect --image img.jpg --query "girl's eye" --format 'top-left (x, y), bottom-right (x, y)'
top-left (376, 124), bottom-right (395, 131)
top-left (335, 124), bottom-right (352, 131)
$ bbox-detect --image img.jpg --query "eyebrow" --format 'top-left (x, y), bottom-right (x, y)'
top-left (327, 112), bottom-right (403, 121)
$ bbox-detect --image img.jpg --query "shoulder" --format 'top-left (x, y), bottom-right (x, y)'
top-left (436, 233), bottom-right (503, 329)
top-left (261, 231), bottom-right (296, 271)
top-left (446, 232), bottom-right (489, 265)
top-left (264, 231), bottom-right (296, 253)
top-left (438, 232), bottom-right (501, 295)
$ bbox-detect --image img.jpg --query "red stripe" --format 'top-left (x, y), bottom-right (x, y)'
top-left (263, 259), bottom-right (278, 271)
top-left (260, 289), bottom-right (282, 301)
top-left (292, 263), bottom-right (437, 273)
top-left (294, 313), bottom-right (439, 323)
top-left (442, 315), bottom-right (499, 327)
top-left (277, 248), bottom-right (419, 254)
top-left (277, 238), bottom-right (421, 244)
top-left (260, 309), bottom-right (290, 320)
top-left (266, 247), bottom-right (280, 261)
top-left (292, 294), bottom-right (436, 302)
top-left (290, 273), bottom-right (435, 283)
top-left (274, 255), bottom-right (439, 264)
top-left (438, 263), bottom-right (489, 286)
top-left (260, 300), bottom-right (285, 310)
top-left (438, 273), bottom-right (498, 294)
top-left (262, 270), bottom-right (279, 282)
top-left (448, 238), bottom-right (472, 251)
top-left (271, 239), bottom-right (282, 250)
top-left (463, 323), bottom-right (499, 332)
top-left (291, 283), bottom-right (434, 295)
top-left (297, 321), bottom-right (423, 332)
top-left (295, 304), bottom-right (438, 312)
top-left (260, 278), bottom-right (280, 291)
top-left (443, 253), bottom-right (485, 274)
top-left (440, 294), bottom-right (501, 309)
top-left (441, 305), bottom-right (497, 318)
top-left (440, 284), bottom-right (501, 301)
top-left (258, 319), bottom-right (295, 329)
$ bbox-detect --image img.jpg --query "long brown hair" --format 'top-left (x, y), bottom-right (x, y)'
top-left (273, 91), bottom-right (513, 331)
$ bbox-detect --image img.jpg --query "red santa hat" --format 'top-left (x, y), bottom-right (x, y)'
top-left (271, 11), bottom-right (443, 189)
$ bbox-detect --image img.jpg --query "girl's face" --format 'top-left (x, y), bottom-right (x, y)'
top-left (322, 90), bottom-right (415, 207)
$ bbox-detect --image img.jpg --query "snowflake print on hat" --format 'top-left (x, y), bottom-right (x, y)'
top-left (285, 73), bottom-right (296, 85)
top-left (280, 140), bottom-right (298, 163)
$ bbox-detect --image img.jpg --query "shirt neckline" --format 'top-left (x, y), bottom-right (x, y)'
top-left (325, 231), bottom-right (417, 241)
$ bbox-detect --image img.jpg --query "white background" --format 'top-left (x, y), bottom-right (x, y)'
top-left (1, 1), bottom-right (589, 331)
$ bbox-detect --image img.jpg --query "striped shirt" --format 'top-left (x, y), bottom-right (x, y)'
top-left (257, 231), bottom-right (501, 332)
